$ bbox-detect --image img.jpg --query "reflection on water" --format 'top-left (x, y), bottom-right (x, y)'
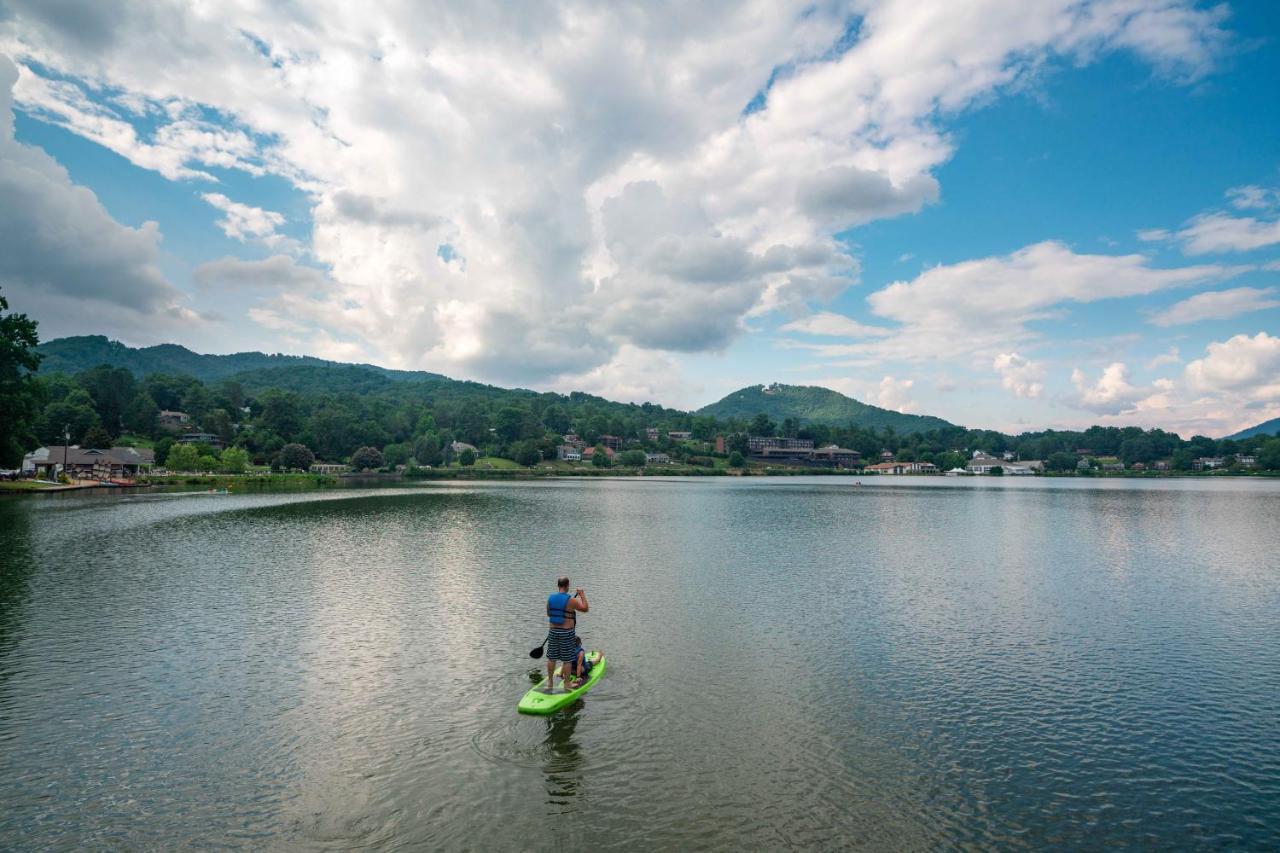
top-left (0, 477), bottom-right (1278, 849)
top-left (543, 710), bottom-right (585, 806)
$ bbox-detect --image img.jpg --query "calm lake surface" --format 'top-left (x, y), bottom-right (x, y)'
top-left (1, 477), bottom-right (1278, 850)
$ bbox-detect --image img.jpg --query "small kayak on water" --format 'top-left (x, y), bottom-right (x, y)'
top-left (517, 651), bottom-right (606, 715)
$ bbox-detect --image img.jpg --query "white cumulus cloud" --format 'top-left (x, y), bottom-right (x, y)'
top-left (1184, 331), bottom-right (1280, 396)
top-left (1150, 286), bottom-right (1280, 326)
top-left (993, 352), bottom-right (1045, 398)
top-left (1070, 362), bottom-right (1149, 415)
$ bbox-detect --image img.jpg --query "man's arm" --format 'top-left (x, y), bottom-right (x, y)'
top-left (572, 587), bottom-right (589, 613)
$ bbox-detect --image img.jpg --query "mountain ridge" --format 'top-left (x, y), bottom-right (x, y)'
top-left (35, 335), bottom-right (446, 385)
top-left (697, 383), bottom-right (956, 434)
top-left (1224, 417), bottom-right (1280, 441)
top-left (36, 337), bottom-right (962, 433)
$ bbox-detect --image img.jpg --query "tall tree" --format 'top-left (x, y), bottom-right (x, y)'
top-left (0, 289), bottom-right (43, 467)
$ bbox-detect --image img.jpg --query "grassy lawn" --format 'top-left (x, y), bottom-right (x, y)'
top-left (0, 480), bottom-right (59, 491)
top-left (474, 456), bottom-right (522, 470)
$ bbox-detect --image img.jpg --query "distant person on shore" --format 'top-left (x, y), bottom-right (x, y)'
top-left (545, 576), bottom-right (588, 691)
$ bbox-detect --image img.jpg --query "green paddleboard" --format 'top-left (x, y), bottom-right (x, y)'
top-left (517, 651), bottom-right (606, 715)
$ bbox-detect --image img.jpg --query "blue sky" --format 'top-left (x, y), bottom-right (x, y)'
top-left (1, 1), bottom-right (1277, 436)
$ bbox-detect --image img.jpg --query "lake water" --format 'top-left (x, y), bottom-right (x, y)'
top-left (1, 477), bottom-right (1278, 849)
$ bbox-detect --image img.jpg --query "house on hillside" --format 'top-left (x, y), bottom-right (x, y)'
top-left (582, 446), bottom-right (615, 462)
top-left (1193, 456), bottom-right (1225, 470)
top-left (598, 435), bottom-right (623, 451)
top-left (177, 432), bottom-right (226, 449)
top-left (311, 463), bottom-right (350, 474)
top-left (450, 441), bottom-right (478, 456)
top-left (157, 410), bottom-right (191, 431)
top-left (645, 452), bottom-right (670, 464)
top-left (667, 431), bottom-right (692, 441)
top-left (556, 445), bottom-right (582, 462)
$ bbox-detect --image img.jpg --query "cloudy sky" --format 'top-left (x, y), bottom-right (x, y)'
top-left (1, 1), bottom-right (1278, 436)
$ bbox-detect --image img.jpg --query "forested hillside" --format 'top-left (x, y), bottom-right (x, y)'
top-left (16, 334), bottom-right (1280, 474)
top-left (699, 383), bottom-right (954, 433)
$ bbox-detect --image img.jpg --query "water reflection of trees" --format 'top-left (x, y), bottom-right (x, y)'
top-left (0, 502), bottom-right (35, 695)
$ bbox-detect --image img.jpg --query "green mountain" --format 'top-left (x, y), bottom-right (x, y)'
top-left (35, 335), bottom-right (444, 385)
top-left (35, 337), bottom-right (960, 434)
top-left (1225, 417), bottom-right (1280, 441)
top-left (697, 383), bottom-right (956, 434)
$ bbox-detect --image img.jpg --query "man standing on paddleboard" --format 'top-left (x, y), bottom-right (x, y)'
top-left (546, 576), bottom-right (588, 691)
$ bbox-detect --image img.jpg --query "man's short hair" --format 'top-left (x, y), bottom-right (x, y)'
top-left (557, 576), bottom-right (570, 590)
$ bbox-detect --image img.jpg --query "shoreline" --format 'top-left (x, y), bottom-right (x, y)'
top-left (3, 466), bottom-right (1275, 497)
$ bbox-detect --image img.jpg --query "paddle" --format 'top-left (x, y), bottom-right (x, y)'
top-left (529, 634), bottom-right (548, 659)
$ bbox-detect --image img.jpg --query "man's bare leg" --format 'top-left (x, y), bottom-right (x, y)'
top-left (546, 658), bottom-right (556, 691)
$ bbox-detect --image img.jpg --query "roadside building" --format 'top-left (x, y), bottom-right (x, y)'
top-left (966, 453), bottom-right (1005, 474)
top-left (1154, 460), bottom-right (1172, 470)
top-left (23, 446), bottom-right (155, 481)
top-left (1193, 456), bottom-right (1226, 470)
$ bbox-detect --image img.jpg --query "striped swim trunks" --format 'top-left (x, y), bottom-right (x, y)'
top-left (546, 627), bottom-right (578, 662)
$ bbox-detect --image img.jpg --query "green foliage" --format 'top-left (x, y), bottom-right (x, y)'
top-left (155, 436), bottom-right (175, 466)
top-left (166, 443), bottom-right (201, 471)
top-left (749, 412), bottom-right (777, 437)
top-left (38, 391), bottom-right (100, 446)
top-left (1046, 451), bottom-right (1078, 472)
top-left (382, 441), bottom-right (414, 467)
top-left (989, 465), bottom-right (1004, 476)
top-left (82, 424), bottom-right (113, 449)
top-left (414, 434), bottom-right (443, 466)
top-left (278, 443), bottom-right (315, 471)
top-left (620, 449), bottom-right (646, 466)
top-left (350, 446), bottom-right (384, 471)
top-left (515, 441), bottom-right (544, 466)
top-left (1258, 438), bottom-right (1280, 471)
top-left (591, 445), bottom-right (610, 468)
top-left (197, 453), bottom-right (218, 471)
top-left (458, 448), bottom-right (476, 466)
top-left (219, 447), bottom-right (249, 474)
top-left (728, 451), bottom-right (745, 468)
top-left (0, 289), bottom-right (44, 467)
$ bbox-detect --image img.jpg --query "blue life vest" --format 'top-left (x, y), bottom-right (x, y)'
top-left (547, 592), bottom-right (572, 625)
